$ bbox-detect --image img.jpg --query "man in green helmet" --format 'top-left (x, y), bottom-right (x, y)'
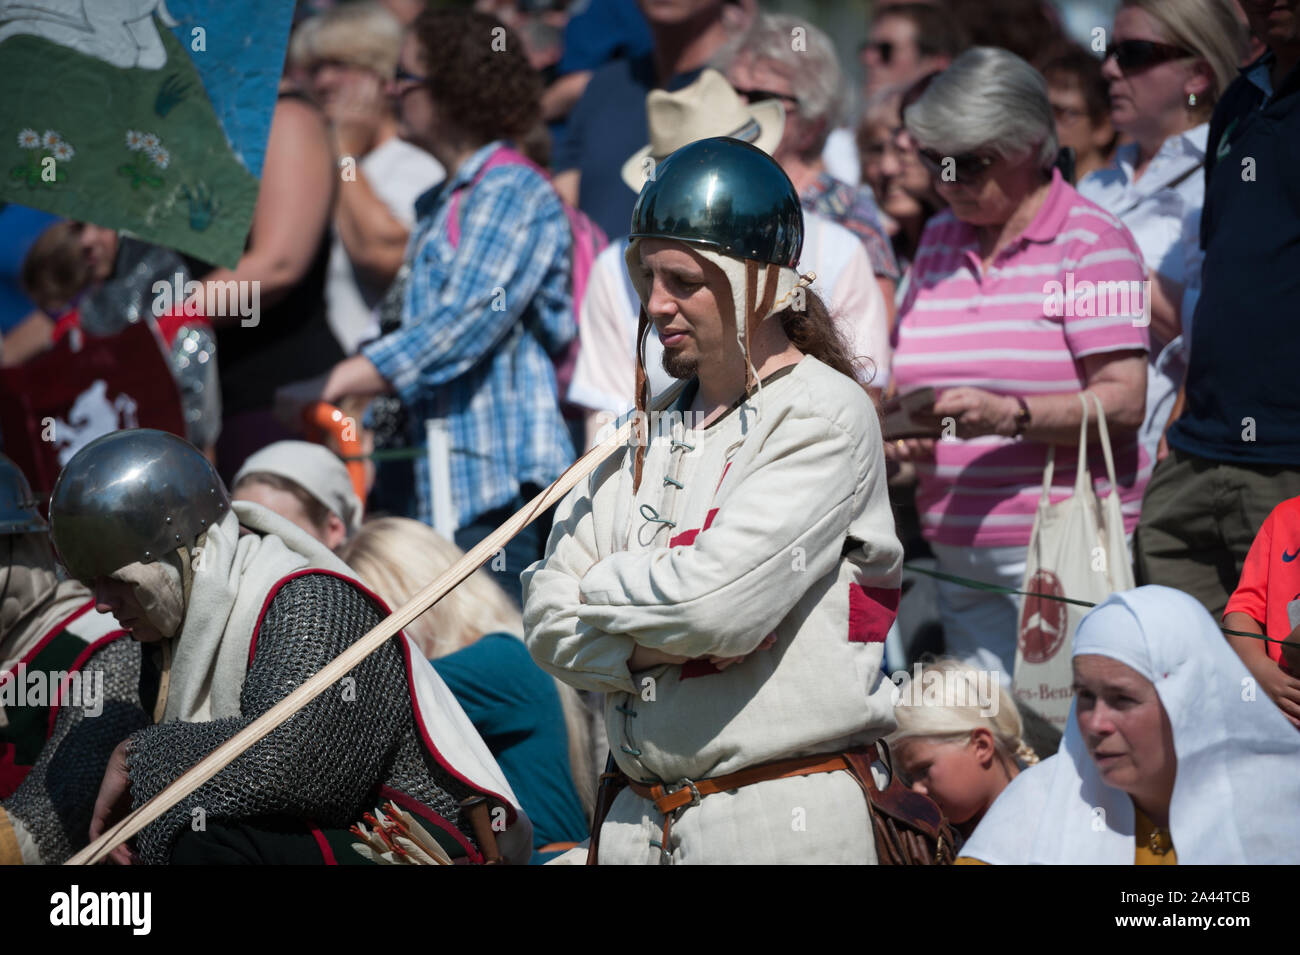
top-left (523, 137), bottom-right (905, 864)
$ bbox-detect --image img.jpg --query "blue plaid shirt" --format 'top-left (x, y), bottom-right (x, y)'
top-left (362, 141), bottom-right (575, 528)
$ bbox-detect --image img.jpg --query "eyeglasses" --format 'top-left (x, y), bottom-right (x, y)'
top-left (1104, 40), bottom-right (1194, 73)
top-left (733, 86), bottom-right (800, 110)
top-left (393, 64), bottom-right (428, 86)
top-left (1050, 102), bottom-right (1090, 123)
top-left (917, 148), bottom-right (996, 183)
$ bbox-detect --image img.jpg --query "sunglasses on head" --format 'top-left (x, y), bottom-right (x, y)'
top-left (917, 148), bottom-right (996, 182)
top-left (733, 86), bottom-right (799, 109)
top-left (1104, 39), bottom-right (1194, 73)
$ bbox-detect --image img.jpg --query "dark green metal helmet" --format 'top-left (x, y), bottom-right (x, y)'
top-left (629, 137), bottom-right (804, 268)
top-left (48, 429), bottom-right (230, 582)
top-left (0, 454), bottom-right (45, 534)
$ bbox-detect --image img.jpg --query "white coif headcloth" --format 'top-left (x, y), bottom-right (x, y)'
top-left (961, 585), bottom-right (1300, 864)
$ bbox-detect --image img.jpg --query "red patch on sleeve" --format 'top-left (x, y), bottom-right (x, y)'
top-left (668, 508), bottom-right (719, 548)
top-left (847, 584), bottom-right (899, 643)
top-left (680, 659), bottom-right (722, 680)
top-left (667, 507), bottom-right (726, 677)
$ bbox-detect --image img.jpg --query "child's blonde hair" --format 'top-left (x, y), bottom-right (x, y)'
top-left (889, 657), bottom-right (1039, 768)
top-left (341, 517), bottom-right (595, 820)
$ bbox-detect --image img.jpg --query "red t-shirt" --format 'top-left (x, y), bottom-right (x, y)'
top-left (1224, 495), bottom-right (1300, 667)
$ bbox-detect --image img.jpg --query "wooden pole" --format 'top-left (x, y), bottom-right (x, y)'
top-left (69, 419), bottom-right (634, 865)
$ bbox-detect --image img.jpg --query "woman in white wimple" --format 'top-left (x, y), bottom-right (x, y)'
top-left (957, 585), bottom-right (1300, 864)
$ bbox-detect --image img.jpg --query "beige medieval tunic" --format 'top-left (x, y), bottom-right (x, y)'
top-left (523, 356), bottom-right (903, 863)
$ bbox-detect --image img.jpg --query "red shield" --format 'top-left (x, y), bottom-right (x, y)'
top-left (0, 321), bottom-right (185, 515)
top-left (1019, 570), bottom-right (1068, 664)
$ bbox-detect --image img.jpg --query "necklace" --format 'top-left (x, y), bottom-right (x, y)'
top-left (1148, 825), bottom-right (1172, 856)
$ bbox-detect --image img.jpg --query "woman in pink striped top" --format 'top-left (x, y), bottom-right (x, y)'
top-left (890, 48), bottom-right (1150, 682)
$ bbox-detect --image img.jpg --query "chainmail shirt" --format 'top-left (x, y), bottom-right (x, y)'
top-left (126, 572), bottom-right (478, 864)
top-left (3, 637), bottom-right (149, 864)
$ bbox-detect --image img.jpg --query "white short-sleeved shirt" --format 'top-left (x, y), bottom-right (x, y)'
top-left (1077, 125), bottom-right (1207, 461)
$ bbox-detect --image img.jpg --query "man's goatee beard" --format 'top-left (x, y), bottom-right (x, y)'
top-left (661, 350), bottom-right (697, 380)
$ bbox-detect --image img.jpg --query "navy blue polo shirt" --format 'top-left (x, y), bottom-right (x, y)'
top-left (556, 0), bottom-right (652, 75)
top-left (1169, 54), bottom-right (1300, 466)
top-left (551, 55), bottom-right (702, 241)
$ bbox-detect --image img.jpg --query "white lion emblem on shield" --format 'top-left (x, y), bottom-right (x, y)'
top-left (54, 380), bottom-right (139, 466)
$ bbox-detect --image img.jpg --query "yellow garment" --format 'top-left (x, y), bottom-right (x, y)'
top-left (1133, 807), bottom-right (1177, 865)
top-left (955, 806), bottom-right (1176, 865)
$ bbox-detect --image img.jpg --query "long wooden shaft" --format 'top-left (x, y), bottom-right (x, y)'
top-left (69, 420), bottom-right (633, 865)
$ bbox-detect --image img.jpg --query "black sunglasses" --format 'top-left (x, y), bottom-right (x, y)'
top-left (393, 64), bottom-right (428, 85)
top-left (917, 148), bottom-right (996, 182)
top-left (1104, 39), bottom-right (1194, 73)
top-left (733, 86), bottom-right (799, 109)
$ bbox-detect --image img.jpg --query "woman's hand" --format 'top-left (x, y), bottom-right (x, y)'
top-left (933, 387), bottom-right (1020, 439)
top-left (884, 437), bottom-right (936, 462)
top-left (89, 740), bottom-right (136, 865)
top-left (325, 72), bottom-right (386, 159)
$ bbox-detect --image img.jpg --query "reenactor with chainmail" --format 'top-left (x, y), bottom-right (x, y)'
top-left (45, 429), bottom-right (530, 864)
top-left (0, 454), bottom-right (145, 865)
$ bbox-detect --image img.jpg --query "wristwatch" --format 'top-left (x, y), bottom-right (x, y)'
top-left (1012, 396), bottom-right (1032, 437)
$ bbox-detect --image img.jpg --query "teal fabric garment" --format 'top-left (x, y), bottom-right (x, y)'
top-left (432, 632), bottom-right (588, 861)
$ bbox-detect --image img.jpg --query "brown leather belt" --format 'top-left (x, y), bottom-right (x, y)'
top-left (621, 750), bottom-right (859, 861)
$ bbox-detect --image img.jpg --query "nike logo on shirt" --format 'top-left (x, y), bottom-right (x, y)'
top-left (1284, 548), bottom-right (1300, 563)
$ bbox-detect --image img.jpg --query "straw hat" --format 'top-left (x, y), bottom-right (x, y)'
top-left (620, 68), bottom-right (785, 193)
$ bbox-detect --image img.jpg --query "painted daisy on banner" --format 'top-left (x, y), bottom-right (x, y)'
top-left (42, 130), bottom-right (61, 149)
top-left (52, 141), bottom-right (74, 161)
top-left (125, 129), bottom-right (145, 150)
top-left (148, 145), bottom-right (170, 169)
top-left (17, 129), bottom-right (40, 149)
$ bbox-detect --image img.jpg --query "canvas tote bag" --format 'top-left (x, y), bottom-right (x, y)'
top-left (1014, 392), bottom-right (1133, 728)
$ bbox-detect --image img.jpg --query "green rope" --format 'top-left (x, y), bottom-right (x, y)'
top-left (341, 447), bottom-right (427, 463)
top-left (902, 562), bottom-right (1277, 646)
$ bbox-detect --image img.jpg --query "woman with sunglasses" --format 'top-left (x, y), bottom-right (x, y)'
top-left (1078, 0), bottom-right (1245, 471)
top-left (888, 47), bottom-right (1149, 683)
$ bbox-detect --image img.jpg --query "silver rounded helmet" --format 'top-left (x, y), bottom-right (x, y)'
top-left (0, 454), bottom-right (45, 534)
top-left (48, 429), bottom-right (230, 582)
top-left (629, 136), bottom-right (804, 268)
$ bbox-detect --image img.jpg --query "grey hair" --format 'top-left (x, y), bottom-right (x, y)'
top-left (904, 47), bottom-right (1058, 173)
top-left (712, 12), bottom-right (846, 132)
